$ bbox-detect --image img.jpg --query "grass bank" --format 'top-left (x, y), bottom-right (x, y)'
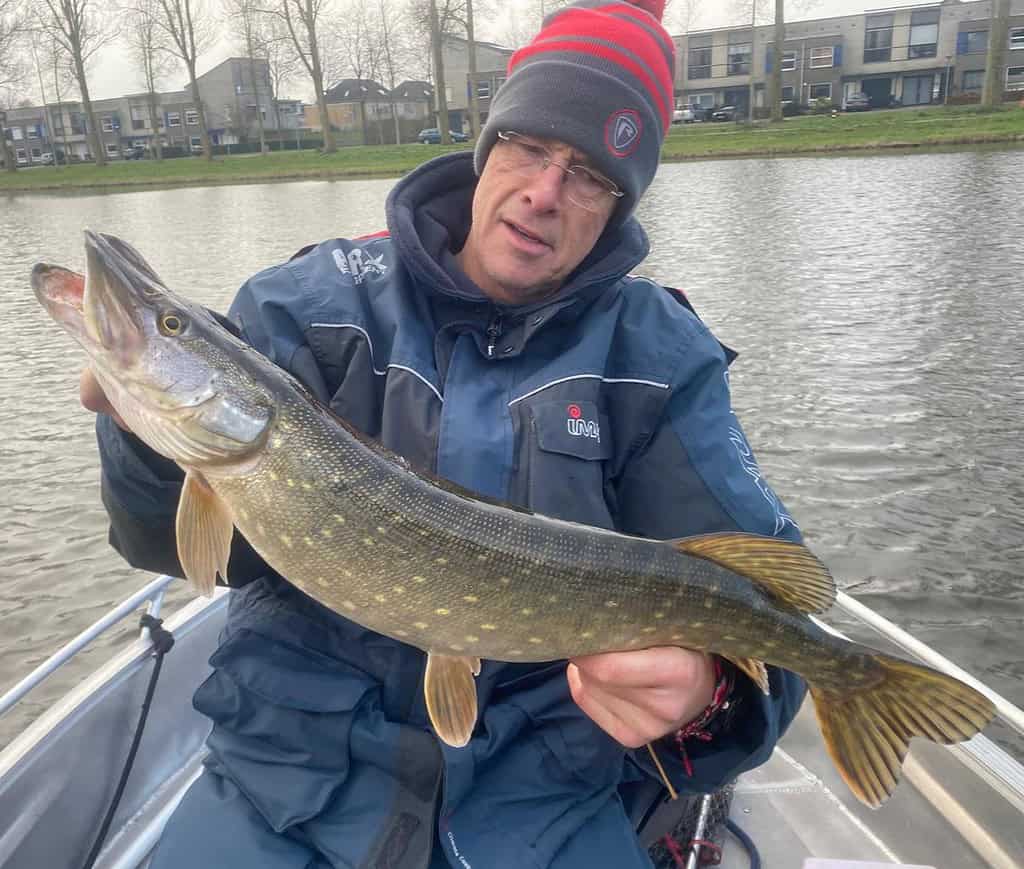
top-left (2, 105), bottom-right (1022, 194)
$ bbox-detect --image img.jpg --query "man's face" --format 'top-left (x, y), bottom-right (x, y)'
top-left (457, 134), bottom-right (618, 306)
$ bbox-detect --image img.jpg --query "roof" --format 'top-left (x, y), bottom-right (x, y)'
top-left (325, 79), bottom-right (391, 102)
top-left (389, 80), bottom-right (434, 101)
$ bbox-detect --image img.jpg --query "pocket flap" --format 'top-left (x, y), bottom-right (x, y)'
top-left (532, 400), bottom-right (612, 461)
top-left (209, 628), bottom-right (374, 712)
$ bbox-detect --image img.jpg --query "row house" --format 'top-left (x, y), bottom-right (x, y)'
top-left (304, 80), bottom-right (434, 145)
top-left (675, 0), bottom-right (1024, 114)
top-left (2, 57), bottom-right (306, 165)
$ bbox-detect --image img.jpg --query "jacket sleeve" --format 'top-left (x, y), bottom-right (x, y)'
top-left (613, 325), bottom-right (807, 794)
top-left (97, 266), bottom-right (315, 587)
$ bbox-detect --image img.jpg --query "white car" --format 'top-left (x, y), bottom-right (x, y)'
top-left (672, 105), bottom-right (695, 124)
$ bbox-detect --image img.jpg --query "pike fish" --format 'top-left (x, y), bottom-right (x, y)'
top-left (32, 231), bottom-right (995, 808)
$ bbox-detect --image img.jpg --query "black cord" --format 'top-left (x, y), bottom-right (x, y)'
top-left (725, 818), bottom-right (761, 869)
top-left (81, 613), bottom-right (175, 869)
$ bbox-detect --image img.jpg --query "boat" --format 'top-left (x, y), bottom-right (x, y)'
top-left (0, 575), bottom-right (1021, 869)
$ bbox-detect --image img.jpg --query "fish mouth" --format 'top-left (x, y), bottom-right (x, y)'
top-left (31, 262), bottom-right (88, 339)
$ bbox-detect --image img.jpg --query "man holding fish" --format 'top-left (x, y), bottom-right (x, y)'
top-left (75, 1), bottom-right (820, 866)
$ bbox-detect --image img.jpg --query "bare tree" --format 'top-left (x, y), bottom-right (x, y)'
top-left (982, 0), bottom-right (1010, 108)
top-left (153, 0), bottom-right (214, 160)
top-left (35, 0), bottom-right (115, 165)
top-left (427, 0), bottom-right (449, 143)
top-left (272, 0), bottom-right (336, 152)
top-left (225, 0), bottom-right (268, 153)
top-left (41, 35), bottom-right (75, 164)
top-left (768, 0), bottom-right (783, 121)
top-left (376, 0), bottom-right (405, 144)
top-left (126, 0), bottom-right (174, 160)
top-left (1, 0), bottom-right (26, 172)
top-left (261, 11), bottom-right (299, 136)
top-left (666, 0), bottom-right (701, 34)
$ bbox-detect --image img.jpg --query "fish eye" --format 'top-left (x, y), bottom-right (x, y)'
top-left (159, 312), bottom-right (186, 336)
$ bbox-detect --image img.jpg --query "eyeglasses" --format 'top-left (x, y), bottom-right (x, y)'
top-left (494, 130), bottom-right (624, 213)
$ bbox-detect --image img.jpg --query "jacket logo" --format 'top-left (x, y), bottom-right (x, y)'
top-left (605, 109), bottom-right (642, 158)
top-left (566, 404), bottom-right (601, 442)
top-left (333, 248), bottom-right (387, 284)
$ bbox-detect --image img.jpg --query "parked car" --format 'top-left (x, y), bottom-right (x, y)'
top-left (843, 92), bottom-right (872, 112)
top-left (417, 127), bottom-right (469, 144)
top-left (710, 105), bottom-right (738, 122)
top-left (672, 105), bottom-right (694, 124)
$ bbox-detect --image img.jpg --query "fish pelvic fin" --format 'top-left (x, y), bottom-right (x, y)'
top-left (810, 651), bottom-right (996, 808)
top-left (424, 653), bottom-right (481, 748)
top-left (176, 470), bottom-right (232, 597)
top-left (722, 656), bottom-right (769, 694)
top-left (672, 533), bottom-right (836, 614)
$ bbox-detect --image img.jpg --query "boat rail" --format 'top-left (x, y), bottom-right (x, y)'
top-left (0, 574), bottom-right (177, 720)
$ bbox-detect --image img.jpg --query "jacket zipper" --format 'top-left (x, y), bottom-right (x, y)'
top-left (485, 312), bottom-right (504, 358)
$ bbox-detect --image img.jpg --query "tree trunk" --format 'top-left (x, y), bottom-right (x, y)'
top-left (429, 0), bottom-right (450, 144)
top-left (75, 58), bottom-right (105, 166)
top-left (393, 102), bottom-right (401, 145)
top-left (982, 0), bottom-right (1010, 108)
top-left (248, 54), bottom-right (267, 154)
top-left (148, 91), bottom-right (164, 160)
top-left (3, 137), bottom-right (16, 173)
top-left (466, 0), bottom-right (480, 138)
top-left (309, 44), bottom-right (335, 152)
top-left (769, 0), bottom-right (784, 122)
top-left (186, 61), bottom-right (213, 160)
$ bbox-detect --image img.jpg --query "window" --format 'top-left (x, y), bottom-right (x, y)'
top-left (130, 105), bottom-right (148, 130)
top-left (728, 34), bottom-right (752, 75)
top-left (908, 9), bottom-right (939, 59)
top-left (1011, 27), bottom-right (1024, 50)
top-left (688, 35), bottom-right (712, 79)
top-left (864, 14), bottom-right (893, 63)
top-left (962, 31), bottom-right (988, 55)
top-left (781, 51), bottom-right (796, 72)
top-left (476, 81), bottom-right (490, 99)
top-left (279, 104), bottom-right (294, 113)
top-left (185, 110), bottom-right (199, 125)
top-left (962, 69), bottom-right (984, 91)
top-left (190, 136), bottom-right (202, 148)
top-left (15, 148), bottom-right (26, 162)
top-left (692, 93), bottom-right (715, 107)
top-left (809, 46), bottom-right (834, 68)
top-left (11, 126), bottom-right (22, 140)
top-left (105, 142), bottom-right (119, 156)
top-left (70, 113), bottom-right (86, 135)
top-left (809, 82), bottom-right (832, 101)
top-left (167, 111), bottom-right (181, 127)
top-left (27, 124), bottom-right (40, 138)
top-left (101, 116), bottom-right (115, 132)
top-left (51, 111), bottom-right (64, 134)
top-left (31, 147), bottom-right (42, 161)
top-left (781, 85), bottom-right (795, 101)
top-left (1008, 67), bottom-right (1024, 90)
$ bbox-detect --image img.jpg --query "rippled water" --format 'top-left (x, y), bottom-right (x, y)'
top-left (2, 151), bottom-right (1022, 754)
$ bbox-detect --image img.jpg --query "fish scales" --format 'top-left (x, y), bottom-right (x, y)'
top-left (209, 389), bottom-right (868, 690)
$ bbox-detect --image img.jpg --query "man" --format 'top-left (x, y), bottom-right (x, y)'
top-left (83, 0), bottom-right (805, 865)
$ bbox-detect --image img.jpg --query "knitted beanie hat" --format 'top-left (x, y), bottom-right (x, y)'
top-left (474, 0), bottom-right (675, 224)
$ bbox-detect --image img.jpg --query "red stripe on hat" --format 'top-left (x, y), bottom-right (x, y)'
top-left (509, 34), bottom-right (672, 127)
top-left (533, 9), bottom-right (674, 97)
top-left (607, 3), bottom-right (676, 58)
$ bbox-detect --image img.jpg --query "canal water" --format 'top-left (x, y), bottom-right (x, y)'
top-left (1, 149), bottom-right (1022, 755)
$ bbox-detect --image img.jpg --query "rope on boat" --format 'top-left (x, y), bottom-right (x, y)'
top-left (81, 613), bottom-right (175, 869)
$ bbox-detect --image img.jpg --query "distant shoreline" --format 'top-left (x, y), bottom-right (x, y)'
top-left (3, 106), bottom-right (1022, 195)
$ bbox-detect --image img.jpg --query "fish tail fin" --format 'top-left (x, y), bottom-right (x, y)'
top-left (809, 651), bottom-right (996, 808)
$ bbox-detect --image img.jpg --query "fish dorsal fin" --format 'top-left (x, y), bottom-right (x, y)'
top-left (722, 655), bottom-right (770, 695)
top-left (176, 470), bottom-right (233, 597)
top-left (424, 652), bottom-right (481, 748)
top-left (672, 533), bottom-right (836, 614)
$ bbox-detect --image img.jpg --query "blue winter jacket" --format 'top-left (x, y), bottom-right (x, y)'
top-left (97, 152), bottom-right (805, 869)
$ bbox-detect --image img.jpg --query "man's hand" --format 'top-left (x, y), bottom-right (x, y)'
top-left (80, 367), bottom-right (129, 430)
top-left (567, 647), bottom-right (716, 748)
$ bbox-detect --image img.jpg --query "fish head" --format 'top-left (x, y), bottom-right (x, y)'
top-left (32, 230), bottom-right (275, 468)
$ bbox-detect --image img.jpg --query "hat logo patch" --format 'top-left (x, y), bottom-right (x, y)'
top-left (605, 109), bottom-right (642, 158)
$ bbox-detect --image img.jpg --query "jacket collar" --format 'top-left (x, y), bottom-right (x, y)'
top-left (385, 151), bottom-right (650, 318)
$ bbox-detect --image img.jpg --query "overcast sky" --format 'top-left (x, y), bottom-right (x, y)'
top-left (79, 0), bottom-right (938, 103)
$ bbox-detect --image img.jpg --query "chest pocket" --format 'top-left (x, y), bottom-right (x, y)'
top-left (527, 400), bottom-right (614, 529)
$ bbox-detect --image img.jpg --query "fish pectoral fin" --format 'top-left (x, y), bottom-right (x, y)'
top-left (424, 652), bottom-right (481, 748)
top-left (176, 470), bottom-right (232, 597)
top-left (672, 533), bottom-right (836, 614)
top-left (722, 655), bottom-right (770, 695)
